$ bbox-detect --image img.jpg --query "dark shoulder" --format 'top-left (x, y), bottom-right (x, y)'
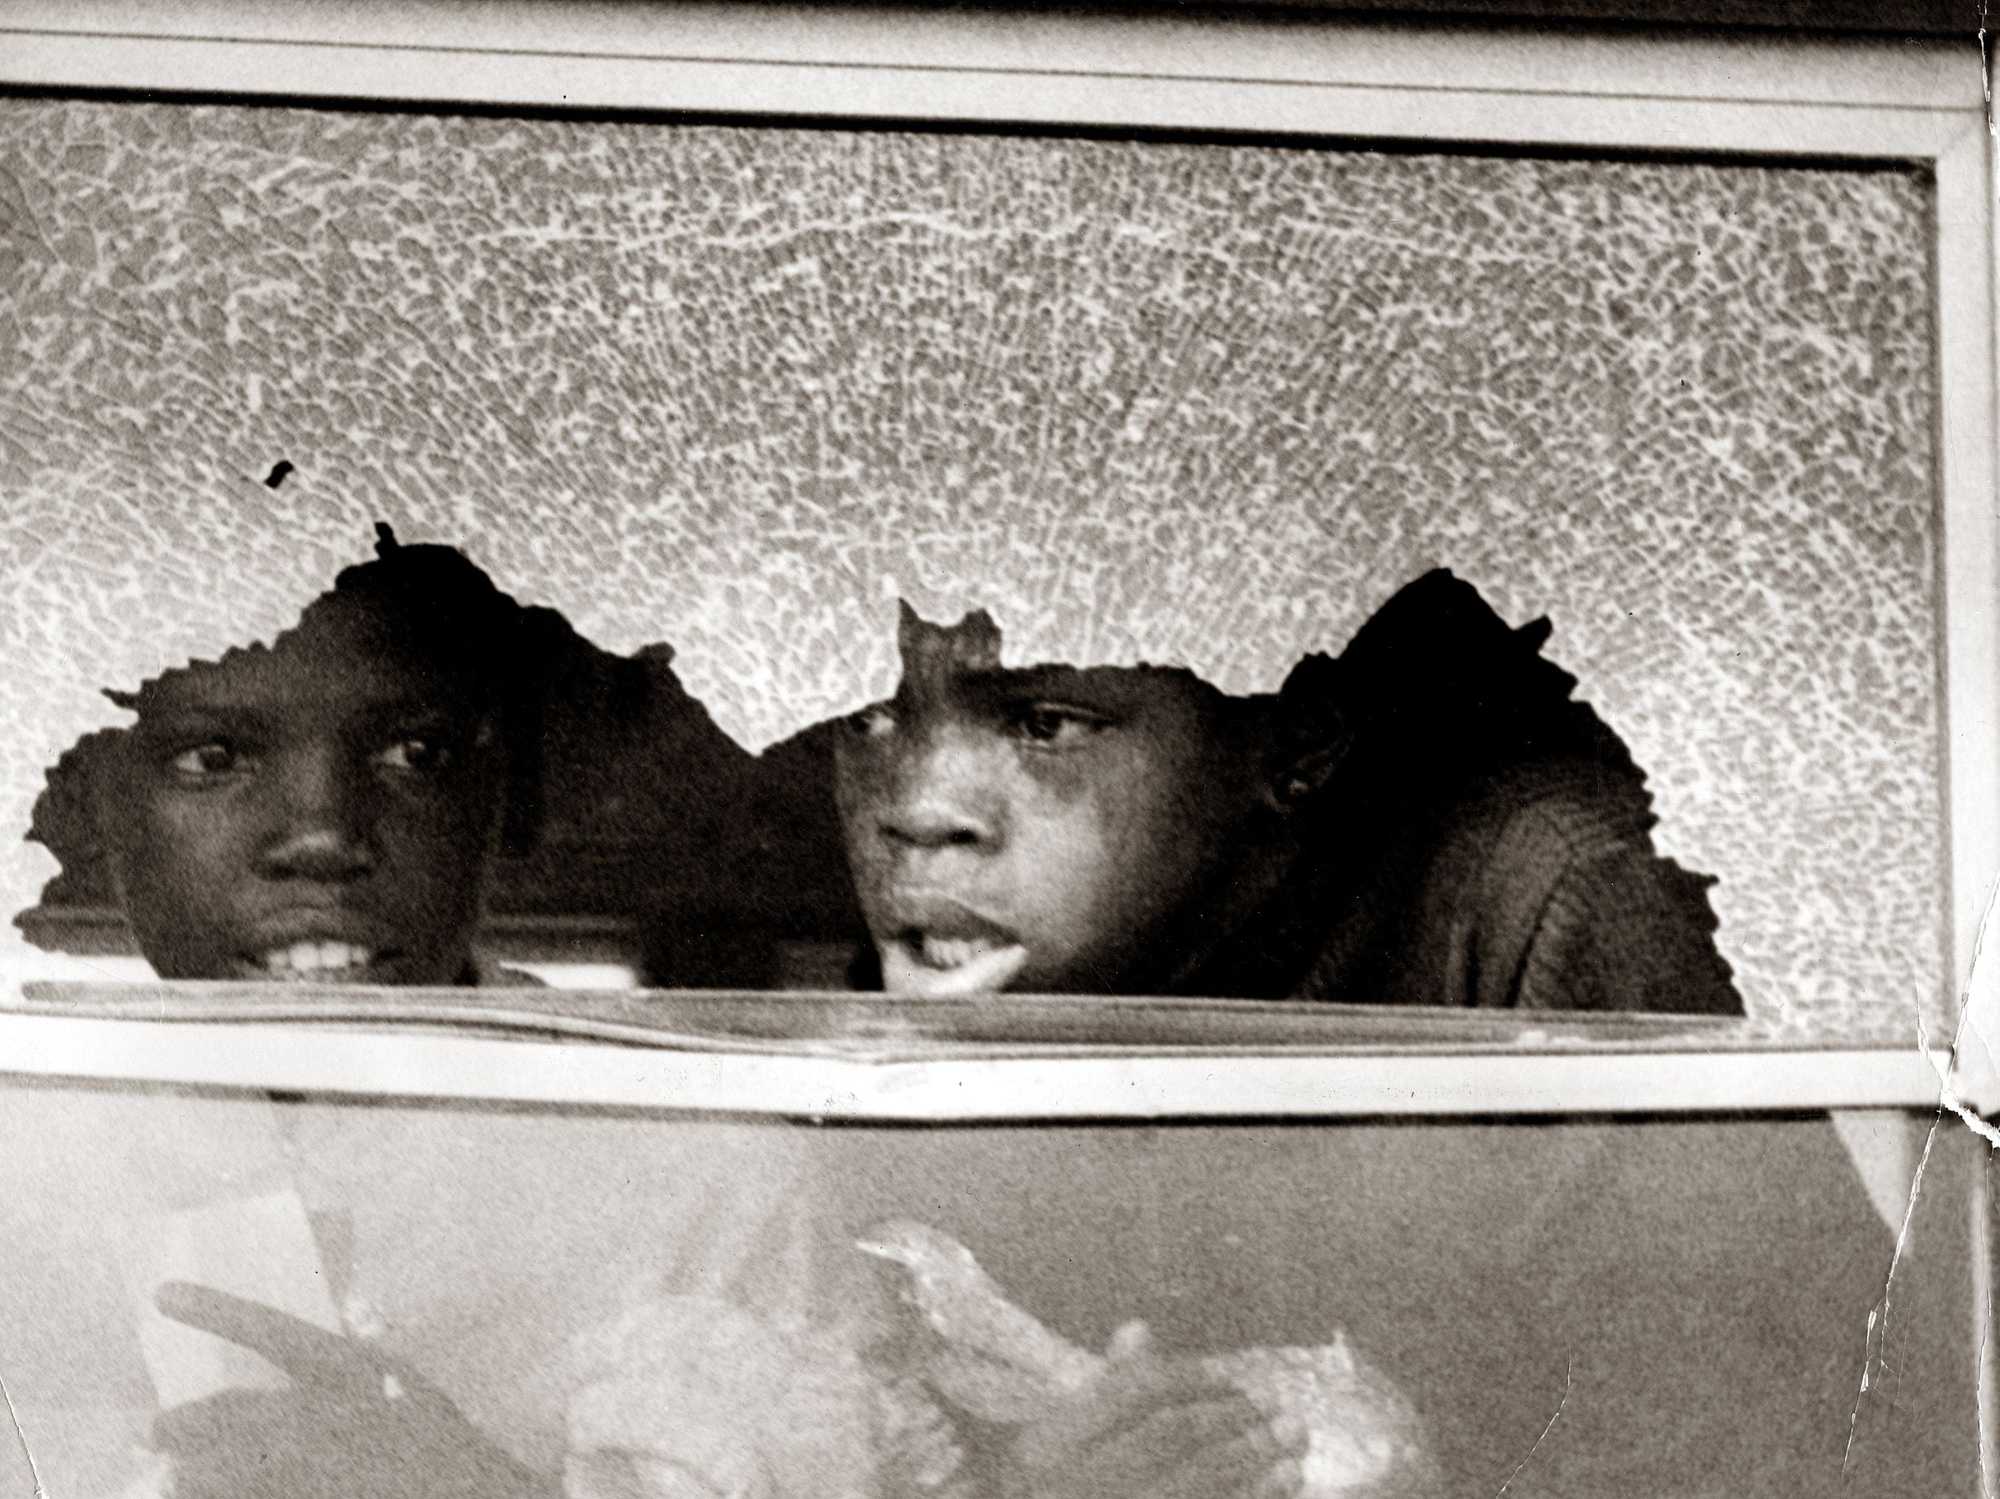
top-left (1279, 572), bottom-right (1739, 1014)
top-left (1444, 763), bottom-right (1741, 1015)
top-left (1453, 755), bottom-right (1661, 868)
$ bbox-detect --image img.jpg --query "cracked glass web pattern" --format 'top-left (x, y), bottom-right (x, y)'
top-left (0, 99), bottom-right (1944, 1033)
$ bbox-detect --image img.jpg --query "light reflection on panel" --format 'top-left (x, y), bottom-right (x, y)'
top-left (0, 1077), bottom-right (1976, 1497)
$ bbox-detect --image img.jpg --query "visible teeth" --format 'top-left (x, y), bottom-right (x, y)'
top-left (918, 934), bottom-right (999, 971)
top-left (262, 941), bottom-right (375, 976)
top-left (884, 939), bottom-right (1029, 998)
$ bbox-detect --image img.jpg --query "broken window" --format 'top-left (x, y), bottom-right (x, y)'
top-left (0, 15), bottom-right (1985, 1499)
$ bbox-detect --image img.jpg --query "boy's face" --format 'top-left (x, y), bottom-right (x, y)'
top-left (98, 592), bottom-right (508, 984)
top-left (833, 616), bottom-right (1271, 997)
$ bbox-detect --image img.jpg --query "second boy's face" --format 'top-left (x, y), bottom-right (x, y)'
top-left (834, 620), bottom-right (1270, 997)
top-left (98, 593), bottom-right (509, 984)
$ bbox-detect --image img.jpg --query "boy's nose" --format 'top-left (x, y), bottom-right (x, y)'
top-left (257, 750), bottom-right (376, 880)
top-left (877, 736), bottom-right (1002, 852)
top-left (880, 793), bottom-right (994, 850)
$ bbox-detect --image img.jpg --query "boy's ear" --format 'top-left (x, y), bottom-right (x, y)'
top-left (1259, 743), bottom-right (1343, 814)
top-left (1259, 650), bottom-right (1350, 815)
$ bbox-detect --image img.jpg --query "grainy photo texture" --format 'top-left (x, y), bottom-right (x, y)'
top-left (0, 10), bottom-right (1987, 1499)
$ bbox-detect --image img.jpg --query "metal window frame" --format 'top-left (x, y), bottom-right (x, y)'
top-left (0, 4), bottom-right (1991, 1119)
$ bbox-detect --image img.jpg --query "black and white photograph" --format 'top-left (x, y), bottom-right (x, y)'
top-left (0, 2), bottom-right (1993, 1494)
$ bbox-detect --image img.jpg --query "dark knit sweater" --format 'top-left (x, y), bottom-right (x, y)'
top-left (1172, 570), bottom-right (1743, 1014)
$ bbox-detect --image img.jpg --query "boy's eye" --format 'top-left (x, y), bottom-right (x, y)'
top-left (1008, 703), bottom-right (1112, 748)
top-left (844, 703), bottom-right (898, 740)
top-left (374, 735), bottom-right (455, 773)
top-left (168, 740), bottom-right (246, 778)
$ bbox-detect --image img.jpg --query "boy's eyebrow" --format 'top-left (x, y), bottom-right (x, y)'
top-left (132, 687), bottom-right (473, 728)
top-left (129, 702), bottom-right (275, 736)
top-left (954, 666), bottom-right (1170, 717)
top-left (955, 664), bottom-right (1096, 696)
top-left (347, 693), bottom-right (482, 724)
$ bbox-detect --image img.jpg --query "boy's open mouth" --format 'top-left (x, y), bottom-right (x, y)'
top-left (876, 893), bottom-right (1028, 997)
top-left (242, 941), bottom-right (393, 982)
top-left (904, 931), bottom-right (1013, 971)
top-left (880, 927), bottom-right (1028, 998)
